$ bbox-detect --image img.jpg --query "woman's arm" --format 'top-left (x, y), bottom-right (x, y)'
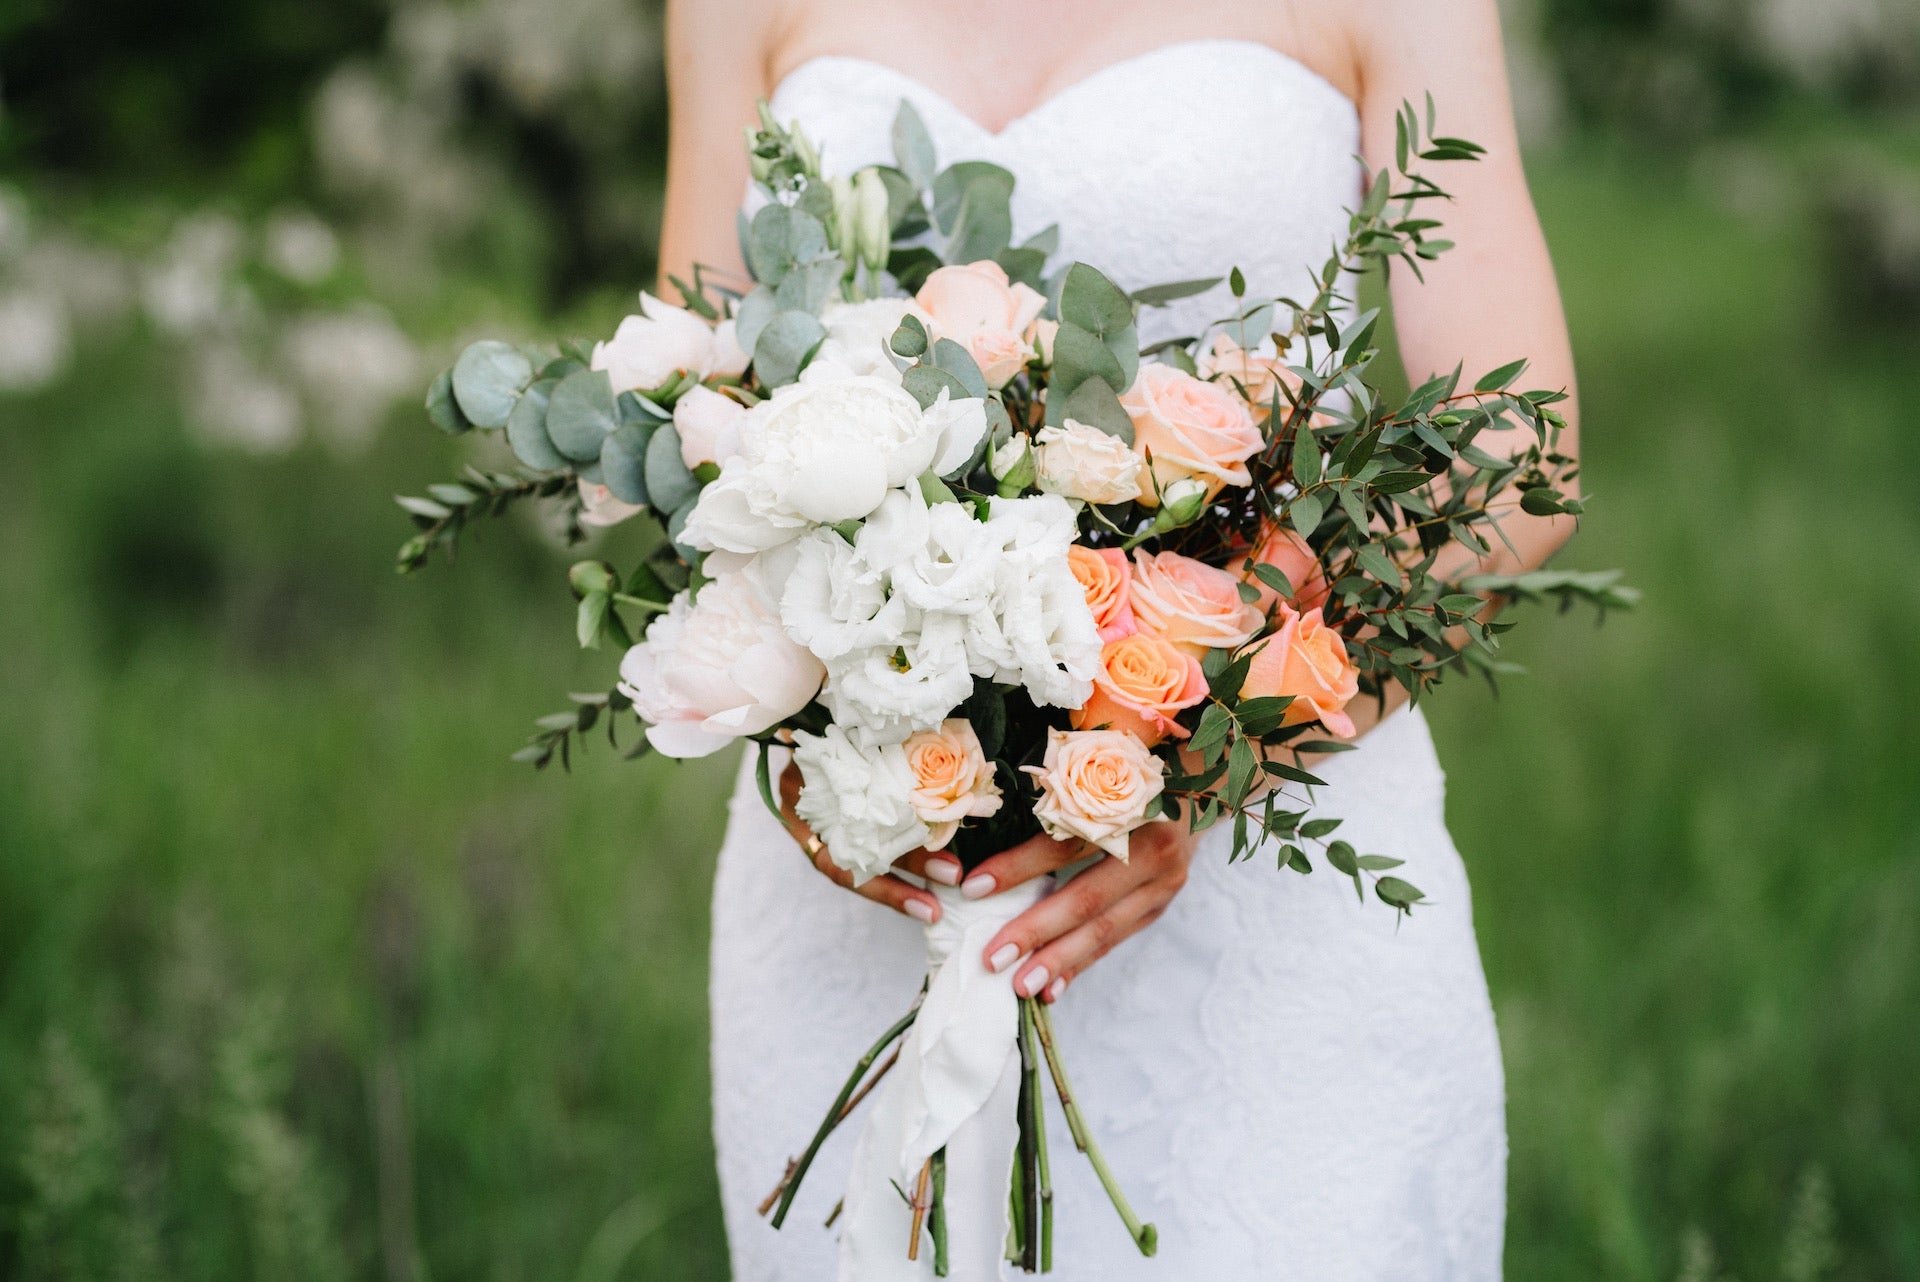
top-left (979, 3), bottom-right (1582, 990)
top-left (655, 0), bottom-right (775, 293)
top-left (1321, 0), bottom-right (1582, 741)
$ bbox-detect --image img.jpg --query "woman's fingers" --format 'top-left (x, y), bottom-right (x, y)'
top-left (979, 853), bottom-right (1145, 975)
top-left (1018, 883), bottom-right (1172, 1002)
top-left (810, 844), bottom-right (942, 923)
top-left (956, 830), bottom-right (1087, 900)
top-left (783, 760), bottom-right (942, 922)
top-left (979, 821), bottom-right (1195, 991)
top-left (891, 846), bottom-right (964, 887)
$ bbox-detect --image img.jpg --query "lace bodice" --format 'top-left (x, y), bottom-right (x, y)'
top-left (709, 42), bottom-right (1507, 1280)
top-left (764, 40), bottom-right (1362, 349)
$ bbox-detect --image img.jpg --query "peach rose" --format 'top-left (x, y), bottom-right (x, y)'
top-left (1034, 421), bottom-right (1144, 505)
top-left (1023, 727), bottom-right (1166, 860)
top-left (1068, 545), bottom-right (1137, 644)
top-left (915, 260), bottom-right (1047, 389)
top-left (903, 719), bottom-right (1004, 850)
top-left (1128, 550), bottom-right (1264, 657)
top-left (1121, 362), bottom-right (1264, 506)
top-left (1243, 604), bottom-right (1360, 738)
top-left (1197, 332), bottom-right (1299, 414)
top-left (1243, 523), bottom-right (1330, 613)
top-left (1070, 632), bottom-right (1207, 746)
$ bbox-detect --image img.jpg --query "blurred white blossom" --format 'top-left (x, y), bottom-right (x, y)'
top-left (0, 290), bottom-right (73, 391)
top-left (263, 210), bottom-right (341, 285)
top-left (280, 307), bottom-right (419, 450)
top-left (143, 213), bottom-right (245, 337)
top-left (188, 342), bottom-right (302, 454)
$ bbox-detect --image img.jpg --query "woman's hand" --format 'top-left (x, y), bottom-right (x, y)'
top-left (779, 760), bottom-right (958, 925)
top-left (972, 821), bottom-right (1195, 1004)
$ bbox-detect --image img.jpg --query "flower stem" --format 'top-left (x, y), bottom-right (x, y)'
top-left (930, 1147), bottom-right (950, 1277)
top-left (907, 1158), bottom-right (931, 1262)
top-left (767, 1004), bottom-right (919, 1228)
top-left (1020, 998), bottom-right (1055, 1272)
top-left (1031, 1001), bottom-right (1157, 1258)
top-left (1015, 1006), bottom-right (1040, 1272)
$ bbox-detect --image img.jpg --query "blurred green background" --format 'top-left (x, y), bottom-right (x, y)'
top-left (1, 1), bottom-right (1916, 1279)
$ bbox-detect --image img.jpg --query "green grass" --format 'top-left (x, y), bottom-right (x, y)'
top-left (1, 145), bottom-right (1915, 1280)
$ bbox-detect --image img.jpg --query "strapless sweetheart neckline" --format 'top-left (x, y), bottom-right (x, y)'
top-left (771, 37), bottom-right (1357, 143)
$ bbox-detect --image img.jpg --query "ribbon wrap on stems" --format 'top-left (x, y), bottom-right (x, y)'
top-left (838, 879), bottom-right (1047, 1281)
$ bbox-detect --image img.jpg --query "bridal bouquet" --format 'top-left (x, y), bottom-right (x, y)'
top-left (396, 98), bottom-right (1629, 1276)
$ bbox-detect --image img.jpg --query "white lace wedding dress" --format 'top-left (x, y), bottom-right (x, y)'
top-left (709, 39), bottom-right (1507, 1280)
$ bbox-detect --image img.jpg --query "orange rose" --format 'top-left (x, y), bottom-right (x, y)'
top-left (1243, 604), bottom-right (1359, 738)
top-left (903, 719), bottom-right (1003, 850)
top-left (1070, 632), bottom-right (1207, 746)
top-left (1128, 550), bottom-right (1264, 657)
top-left (1242, 523), bottom-right (1330, 614)
top-left (1068, 545), bottom-right (1137, 643)
top-left (1120, 362), bottom-right (1263, 506)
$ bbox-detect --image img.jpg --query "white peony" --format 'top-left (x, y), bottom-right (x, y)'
top-left (673, 383), bottom-right (747, 469)
top-left (815, 297), bottom-right (928, 383)
top-left (1033, 420), bottom-right (1144, 505)
top-left (791, 724), bottom-right (932, 883)
top-left (616, 571), bottom-right (824, 758)
top-left (680, 371), bottom-right (987, 556)
top-left (593, 292), bottom-right (741, 392)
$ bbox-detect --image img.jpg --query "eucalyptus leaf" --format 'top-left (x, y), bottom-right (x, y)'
top-left (891, 100), bottom-right (937, 188)
top-left (753, 310), bottom-right (827, 388)
top-left (1051, 323), bottom-right (1125, 398)
top-left (733, 285), bottom-right (778, 354)
top-left (932, 161), bottom-right (1016, 262)
top-left (546, 368), bottom-right (619, 462)
top-left (425, 368), bottom-right (472, 435)
top-left (746, 204), bottom-right (829, 286)
top-left (1049, 375), bottom-right (1132, 441)
top-left (1059, 262), bottom-right (1134, 334)
top-left (644, 424), bottom-right (700, 514)
top-left (451, 340), bottom-right (533, 429)
top-left (902, 363), bottom-right (971, 411)
top-left (929, 337), bottom-right (988, 399)
top-left (505, 378), bottom-right (567, 470)
top-left (774, 256), bottom-right (844, 314)
top-left (600, 423), bottom-right (656, 506)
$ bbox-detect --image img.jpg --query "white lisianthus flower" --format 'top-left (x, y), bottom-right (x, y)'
top-left (616, 571), bottom-right (824, 758)
top-left (673, 383), bottom-right (748, 469)
top-left (792, 724), bottom-right (933, 883)
top-left (593, 293), bottom-right (737, 392)
top-left (680, 373), bottom-right (988, 555)
top-left (960, 495), bottom-right (1104, 710)
top-left (1033, 420), bottom-right (1143, 505)
top-left (780, 527), bottom-right (903, 661)
top-left (818, 611), bottom-right (977, 747)
top-left (815, 297), bottom-right (928, 383)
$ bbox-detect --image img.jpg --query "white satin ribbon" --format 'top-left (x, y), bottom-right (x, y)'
top-left (838, 880), bottom-right (1046, 1282)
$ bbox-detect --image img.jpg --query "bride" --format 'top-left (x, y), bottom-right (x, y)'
top-left (658, 1), bottom-right (1577, 1277)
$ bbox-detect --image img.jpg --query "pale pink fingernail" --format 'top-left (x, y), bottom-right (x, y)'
top-left (905, 899), bottom-right (936, 924)
top-left (1046, 977), bottom-right (1067, 1002)
top-left (925, 858), bottom-right (961, 886)
top-left (1020, 966), bottom-right (1050, 998)
top-left (988, 943), bottom-right (1019, 974)
top-left (960, 874), bottom-right (995, 900)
